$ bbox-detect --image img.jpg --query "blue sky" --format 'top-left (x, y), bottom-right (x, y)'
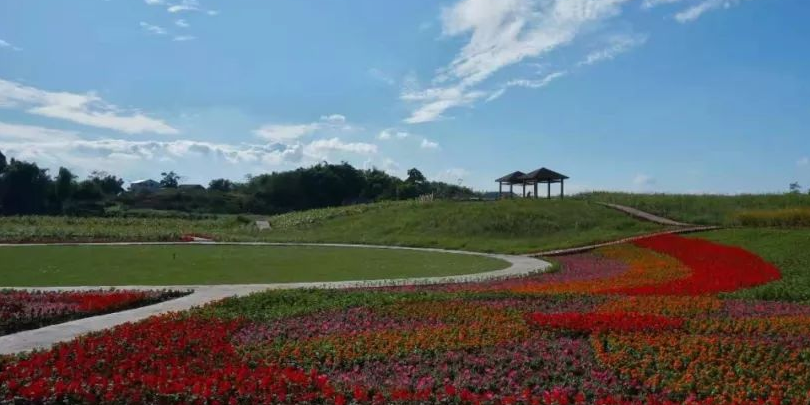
top-left (0, 0), bottom-right (808, 193)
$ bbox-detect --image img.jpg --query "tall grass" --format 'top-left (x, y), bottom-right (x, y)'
top-left (736, 208), bottom-right (810, 228)
top-left (579, 192), bottom-right (810, 226)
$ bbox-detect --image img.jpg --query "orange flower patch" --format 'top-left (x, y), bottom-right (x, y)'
top-left (597, 296), bottom-right (723, 317)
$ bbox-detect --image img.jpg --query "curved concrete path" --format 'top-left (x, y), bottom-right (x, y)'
top-left (0, 243), bottom-right (549, 355)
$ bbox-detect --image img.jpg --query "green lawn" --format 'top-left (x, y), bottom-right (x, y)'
top-left (579, 192), bottom-right (810, 226)
top-left (0, 245), bottom-right (509, 286)
top-left (694, 228), bottom-right (810, 302)
top-left (0, 199), bottom-right (662, 254)
top-left (258, 199), bottom-right (662, 254)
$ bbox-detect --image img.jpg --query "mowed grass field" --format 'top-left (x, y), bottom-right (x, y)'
top-left (0, 200), bottom-right (663, 254)
top-left (695, 228), bottom-right (810, 302)
top-left (0, 245), bottom-right (509, 286)
top-left (580, 191), bottom-right (810, 226)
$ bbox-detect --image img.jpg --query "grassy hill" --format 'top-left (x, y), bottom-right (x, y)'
top-left (0, 199), bottom-right (662, 254)
top-left (258, 199), bottom-right (661, 253)
top-left (579, 192), bottom-right (810, 226)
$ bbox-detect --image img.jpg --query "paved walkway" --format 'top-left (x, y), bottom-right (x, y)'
top-left (597, 202), bottom-right (692, 227)
top-left (0, 244), bottom-right (548, 355)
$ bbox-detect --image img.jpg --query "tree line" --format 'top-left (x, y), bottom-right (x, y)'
top-left (0, 149), bottom-right (476, 216)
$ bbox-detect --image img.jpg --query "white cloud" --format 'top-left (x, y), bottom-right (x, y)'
top-left (139, 22), bottom-right (167, 35)
top-left (378, 128), bottom-right (410, 140)
top-left (420, 138), bottom-right (440, 150)
top-left (172, 35), bottom-right (196, 42)
top-left (402, 86), bottom-right (487, 124)
top-left (435, 167), bottom-right (470, 184)
top-left (175, 19), bottom-right (190, 28)
top-left (506, 71), bottom-right (568, 89)
top-left (798, 157), bottom-right (809, 167)
top-left (643, 0), bottom-right (752, 23)
top-left (0, 39), bottom-right (22, 51)
top-left (403, 0), bottom-right (634, 123)
top-left (319, 114), bottom-right (346, 124)
top-left (633, 173), bottom-right (656, 187)
top-left (144, 0), bottom-right (165, 4)
top-left (305, 137), bottom-right (378, 157)
top-left (368, 68), bottom-right (396, 86)
top-left (253, 123), bottom-right (321, 143)
top-left (0, 78), bottom-right (178, 135)
top-left (253, 114), bottom-right (351, 143)
top-left (577, 34), bottom-right (648, 66)
top-left (0, 121), bottom-right (79, 142)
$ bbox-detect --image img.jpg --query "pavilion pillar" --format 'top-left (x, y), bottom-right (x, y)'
top-left (547, 182), bottom-right (551, 199)
top-left (498, 182), bottom-right (503, 199)
top-left (509, 183), bottom-right (513, 198)
top-left (522, 181), bottom-right (527, 197)
top-left (560, 179), bottom-right (564, 199)
top-left (533, 183), bottom-right (538, 199)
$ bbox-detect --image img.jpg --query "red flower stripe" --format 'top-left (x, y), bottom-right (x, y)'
top-left (527, 312), bottom-right (685, 334)
top-left (611, 234), bottom-right (781, 295)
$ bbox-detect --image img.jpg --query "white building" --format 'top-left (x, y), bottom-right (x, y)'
top-left (129, 179), bottom-right (160, 193)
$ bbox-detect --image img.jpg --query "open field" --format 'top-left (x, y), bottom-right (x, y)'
top-left (579, 192), bottom-right (810, 226)
top-left (695, 228), bottom-right (810, 302)
top-left (0, 199), bottom-right (663, 254)
top-left (3, 233), bottom-right (808, 404)
top-left (0, 245), bottom-right (509, 286)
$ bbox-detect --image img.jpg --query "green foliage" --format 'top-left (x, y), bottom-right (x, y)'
top-left (697, 229), bottom-right (810, 302)
top-left (0, 150), bottom-right (6, 173)
top-left (579, 192), bottom-right (810, 226)
top-left (0, 159), bottom-right (52, 215)
top-left (209, 178), bottom-right (234, 192)
top-left (197, 289), bottom-right (454, 322)
top-left (160, 171), bottom-right (181, 188)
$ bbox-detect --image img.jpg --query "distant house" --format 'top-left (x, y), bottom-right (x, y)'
top-left (129, 179), bottom-right (160, 193)
top-left (178, 184), bottom-right (205, 191)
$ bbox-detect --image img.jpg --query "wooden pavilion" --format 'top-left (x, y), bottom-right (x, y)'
top-left (496, 167), bottom-right (569, 199)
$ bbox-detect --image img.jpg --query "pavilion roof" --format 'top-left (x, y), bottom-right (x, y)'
top-left (495, 171), bottom-right (526, 183)
top-left (519, 167), bottom-right (569, 182)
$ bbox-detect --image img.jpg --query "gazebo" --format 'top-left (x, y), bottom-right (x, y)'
top-left (495, 171), bottom-right (525, 199)
top-left (496, 167), bottom-right (569, 199)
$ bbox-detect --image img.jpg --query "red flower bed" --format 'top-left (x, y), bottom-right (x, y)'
top-left (0, 315), bottom-right (344, 404)
top-left (609, 234), bottom-right (781, 295)
top-left (527, 312), bottom-right (685, 334)
top-left (0, 289), bottom-right (186, 335)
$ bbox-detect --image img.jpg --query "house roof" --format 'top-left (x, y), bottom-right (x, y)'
top-left (131, 179), bottom-right (158, 185)
top-left (519, 167), bottom-right (569, 182)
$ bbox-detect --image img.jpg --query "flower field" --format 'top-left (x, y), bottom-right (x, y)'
top-left (0, 289), bottom-right (188, 335)
top-left (2, 234), bottom-right (809, 404)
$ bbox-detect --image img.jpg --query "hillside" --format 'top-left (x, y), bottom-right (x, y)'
top-left (579, 192), bottom-right (810, 226)
top-left (259, 199), bottom-right (662, 254)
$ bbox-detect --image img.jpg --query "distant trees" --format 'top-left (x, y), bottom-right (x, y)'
top-left (160, 171), bottom-right (181, 188)
top-left (790, 182), bottom-right (803, 194)
top-left (0, 149), bottom-right (478, 217)
top-left (209, 178), bottom-right (235, 192)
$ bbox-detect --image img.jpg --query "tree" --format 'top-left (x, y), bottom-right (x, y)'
top-left (54, 167), bottom-right (77, 211)
top-left (0, 150), bottom-right (6, 173)
top-left (406, 168), bottom-right (426, 184)
top-left (89, 171), bottom-right (124, 196)
top-left (160, 171), bottom-right (181, 188)
top-left (790, 182), bottom-right (802, 194)
top-left (209, 178), bottom-right (234, 192)
top-left (0, 159), bottom-right (52, 215)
